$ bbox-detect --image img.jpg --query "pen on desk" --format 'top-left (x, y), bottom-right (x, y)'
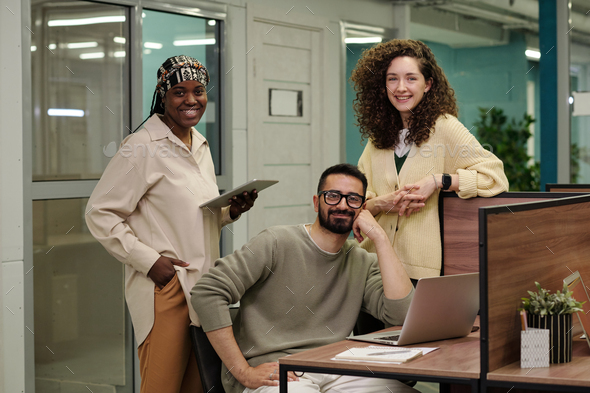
top-left (367, 350), bottom-right (413, 356)
top-left (520, 310), bottom-right (528, 331)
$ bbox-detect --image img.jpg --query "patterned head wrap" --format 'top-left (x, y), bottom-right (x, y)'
top-left (156, 55), bottom-right (209, 97)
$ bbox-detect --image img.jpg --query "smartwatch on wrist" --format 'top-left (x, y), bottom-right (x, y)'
top-left (442, 173), bottom-right (452, 191)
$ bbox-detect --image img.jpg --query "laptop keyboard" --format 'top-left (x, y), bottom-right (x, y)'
top-left (378, 334), bottom-right (400, 341)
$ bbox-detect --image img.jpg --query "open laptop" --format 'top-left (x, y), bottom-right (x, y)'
top-left (348, 273), bottom-right (479, 346)
top-left (564, 271), bottom-right (590, 349)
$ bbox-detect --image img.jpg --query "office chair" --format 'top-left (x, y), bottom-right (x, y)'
top-left (190, 325), bottom-right (225, 393)
top-left (353, 310), bottom-right (385, 336)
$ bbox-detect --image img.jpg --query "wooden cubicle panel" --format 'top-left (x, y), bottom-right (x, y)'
top-left (480, 194), bottom-right (590, 374)
top-left (440, 192), bottom-right (585, 276)
top-left (546, 183), bottom-right (590, 193)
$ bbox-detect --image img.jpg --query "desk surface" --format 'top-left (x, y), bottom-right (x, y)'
top-left (487, 337), bottom-right (590, 387)
top-left (279, 318), bottom-right (480, 381)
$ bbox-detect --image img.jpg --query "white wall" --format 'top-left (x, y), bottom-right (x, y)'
top-left (1, 0), bottom-right (26, 391)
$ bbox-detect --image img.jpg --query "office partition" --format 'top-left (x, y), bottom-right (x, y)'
top-left (440, 192), bottom-right (588, 276)
top-left (479, 194), bottom-right (590, 392)
top-left (545, 184), bottom-right (590, 193)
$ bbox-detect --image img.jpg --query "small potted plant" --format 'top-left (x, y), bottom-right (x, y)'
top-left (520, 281), bottom-right (585, 363)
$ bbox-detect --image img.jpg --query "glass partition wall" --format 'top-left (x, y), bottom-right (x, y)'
top-left (31, 1), bottom-right (128, 181)
top-left (29, 1), bottom-right (223, 391)
top-left (33, 198), bottom-right (130, 392)
top-left (568, 1), bottom-right (590, 183)
top-left (570, 41), bottom-right (590, 183)
top-left (30, 2), bottom-right (132, 391)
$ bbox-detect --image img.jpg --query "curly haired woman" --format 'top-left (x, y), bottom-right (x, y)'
top-left (351, 39), bottom-right (508, 281)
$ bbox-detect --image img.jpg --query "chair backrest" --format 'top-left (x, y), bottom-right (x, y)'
top-left (353, 310), bottom-right (385, 335)
top-left (190, 325), bottom-right (225, 393)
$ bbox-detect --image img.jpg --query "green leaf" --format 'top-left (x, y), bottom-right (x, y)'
top-left (519, 281), bottom-right (585, 315)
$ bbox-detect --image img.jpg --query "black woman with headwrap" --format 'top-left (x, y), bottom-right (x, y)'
top-left (86, 55), bottom-right (256, 393)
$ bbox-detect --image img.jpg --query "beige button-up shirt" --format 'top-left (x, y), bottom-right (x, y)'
top-left (86, 114), bottom-right (235, 345)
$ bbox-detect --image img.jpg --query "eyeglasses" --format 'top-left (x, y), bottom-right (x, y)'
top-left (318, 191), bottom-right (365, 209)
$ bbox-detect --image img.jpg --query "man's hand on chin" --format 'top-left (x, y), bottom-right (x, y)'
top-left (352, 209), bottom-right (387, 244)
top-left (353, 208), bottom-right (412, 299)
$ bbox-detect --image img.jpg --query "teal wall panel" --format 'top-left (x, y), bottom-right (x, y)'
top-left (426, 33), bottom-right (529, 136)
top-left (345, 43), bottom-right (375, 166)
top-left (539, 0), bottom-right (558, 188)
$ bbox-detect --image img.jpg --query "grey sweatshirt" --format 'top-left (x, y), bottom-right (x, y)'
top-left (191, 224), bottom-right (414, 393)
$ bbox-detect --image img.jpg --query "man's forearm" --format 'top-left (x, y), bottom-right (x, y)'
top-left (205, 326), bottom-right (287, 389)
top-left (372, 230), bottom-right (412, 299)
top-left (206, 326), bottom-right (251, 381)
top-left (353, 210), bottom-right (413, 299)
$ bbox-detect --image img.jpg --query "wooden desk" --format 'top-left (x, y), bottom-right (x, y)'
top-left (279, 319), bottom-right (480, 393)
top-left (485, 336), bottom-right (590, 392)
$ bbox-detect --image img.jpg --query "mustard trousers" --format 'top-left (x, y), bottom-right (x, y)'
top-left (137, 274), bottom-right (202, 393)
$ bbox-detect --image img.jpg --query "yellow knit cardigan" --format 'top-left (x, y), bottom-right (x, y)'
top-left (358, 114), bottom-right (509, 279)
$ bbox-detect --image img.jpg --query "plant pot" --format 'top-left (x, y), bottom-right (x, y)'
top-left (527, 313), bottom-right (573, 363)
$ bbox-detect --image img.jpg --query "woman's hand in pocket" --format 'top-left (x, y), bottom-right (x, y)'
top-left (148, 256), bottom-right (189, 289)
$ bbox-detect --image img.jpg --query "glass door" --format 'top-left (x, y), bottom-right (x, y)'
top-left (30, 1), bottom-right (132, 392)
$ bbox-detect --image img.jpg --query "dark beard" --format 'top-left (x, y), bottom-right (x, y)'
top-left (318, 207), bottom-right (355, 234)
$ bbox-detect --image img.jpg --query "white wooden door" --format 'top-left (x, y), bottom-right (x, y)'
top-left (246, 4), bottom-right (333, 237)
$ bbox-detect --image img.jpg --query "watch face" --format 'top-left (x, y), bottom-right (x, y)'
top-left (442, 174), bottom-right (452, 190)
